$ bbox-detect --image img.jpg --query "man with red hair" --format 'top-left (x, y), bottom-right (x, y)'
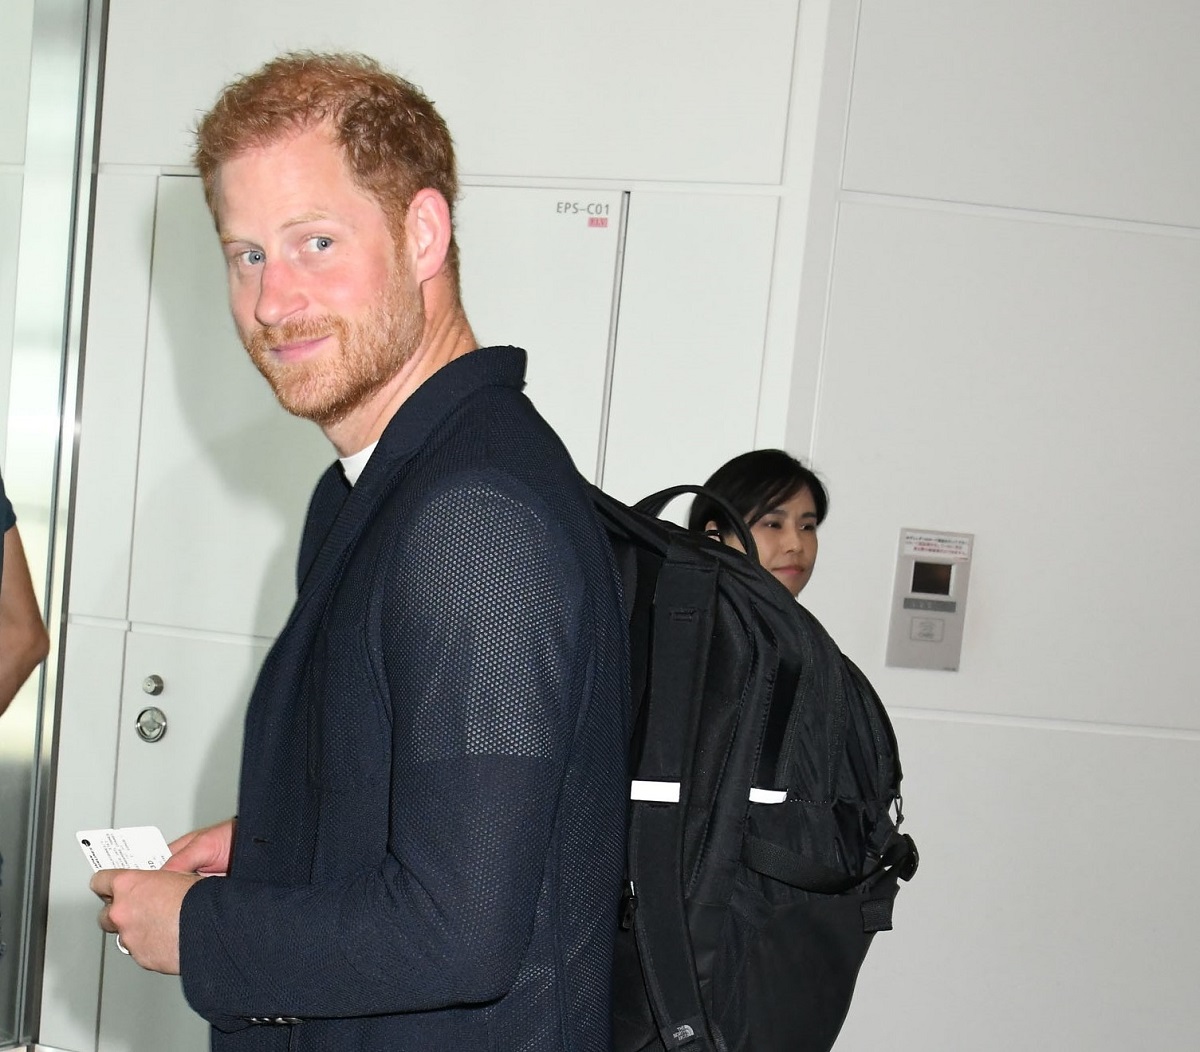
top-left (91, 52), bottom-right (627, 1052)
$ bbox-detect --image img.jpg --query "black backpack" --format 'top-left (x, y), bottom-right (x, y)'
top-left (591, 484), bottom-right (918, 1052)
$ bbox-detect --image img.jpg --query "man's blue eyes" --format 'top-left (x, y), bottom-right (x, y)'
top-left (238, 237), bottom-right (331, 265)
top-left (236, 238), bottom-right (336, 268)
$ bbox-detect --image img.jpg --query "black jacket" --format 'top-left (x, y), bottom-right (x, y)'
top-left (179, 346), bottom-right (628, 1050)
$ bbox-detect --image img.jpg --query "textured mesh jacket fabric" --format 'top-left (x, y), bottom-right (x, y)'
top-left (178, 347), bottom-right (629, 1051)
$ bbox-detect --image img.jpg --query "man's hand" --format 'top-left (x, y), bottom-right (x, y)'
top-left (163, 817), bottom-right (236, 875)
top-left (90, 868), bottom-right (202, 974)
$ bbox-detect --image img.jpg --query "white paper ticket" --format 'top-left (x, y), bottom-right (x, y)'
top-left (76, 826), bottom-right (171, 872)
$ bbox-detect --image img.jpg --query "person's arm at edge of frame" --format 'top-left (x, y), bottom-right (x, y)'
top-left (0, 524), bottom-right (51, 717)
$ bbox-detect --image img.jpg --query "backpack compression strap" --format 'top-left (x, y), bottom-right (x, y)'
top-left (633, 484), bottom-right (758, 562)
top-left (741, 831), bottom-right (920, 933)
top-left (628, 553), bottom-right (721, 1051)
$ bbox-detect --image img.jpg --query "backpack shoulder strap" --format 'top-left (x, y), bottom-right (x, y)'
top-left (627, 548), bottom-right (721, 1051)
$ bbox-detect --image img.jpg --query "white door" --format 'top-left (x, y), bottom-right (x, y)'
top-left (457, 184), bottom-right (625, 479)
top-left (98, 631), bottom-right (267, 1052)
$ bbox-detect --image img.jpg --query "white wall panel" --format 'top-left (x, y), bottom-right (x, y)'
top-left (68, 174), bottom-right (157, 621)
top-left (845, 0), bottom-right (1200, 227)
top-left (802, 200), bottom-right (1200, 730)
top-left (111, 632), bottom-right (259, 838)
top-left (40, 623), bottom-right (127, 1052)
top-left (835, 714), bottom-right (1200, 1051)
top-left (457, 184), bottom-right (623, 479)
top-left (603, 192), bottom-right (778, 505)
top-left (0, 173), bottom-right (21, 441)
top-left (43, 624), bottom-right (250, 1052)
top-left (100, 0), bottom-right (799, 185)
top-left (0, 0), bottom-right (34, 166)
top-left (95, 630), bottom-right (265, 1052)
top-left (127, 176), bottom-right (331, 638)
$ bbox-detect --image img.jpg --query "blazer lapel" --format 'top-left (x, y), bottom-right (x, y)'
top-left (281, 346), bottom-right (529, 635)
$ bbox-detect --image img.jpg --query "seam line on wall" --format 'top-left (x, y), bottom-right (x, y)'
top-left (891, 705), bottom-right (1200, 742)
top-left (807, 0), bottom-right (865, 464)
top-left (97, 163), bottom-right (790, 197)
top-left (838, 188), bottom-right (1200, 240)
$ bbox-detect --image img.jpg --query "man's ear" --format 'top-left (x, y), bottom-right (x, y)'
top-left (704, 520), bottom-right (722, 538)
top-left (405, 188), bottom-right (452, 283)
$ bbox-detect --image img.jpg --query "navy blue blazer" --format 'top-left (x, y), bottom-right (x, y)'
top-left (179, 347), bottom-right (628, 1051)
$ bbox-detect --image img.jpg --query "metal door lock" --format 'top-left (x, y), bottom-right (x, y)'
top-left (135, 706), bottom-right (168, 743)
top-left (142, 674), bottom-right (165, 695)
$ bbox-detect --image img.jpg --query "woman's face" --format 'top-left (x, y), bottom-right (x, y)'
top-left (713, 487), bottom-right (820, 597)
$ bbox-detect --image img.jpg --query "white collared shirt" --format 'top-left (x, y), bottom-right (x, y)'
top-left (339, 441), bottom-right (378, 487)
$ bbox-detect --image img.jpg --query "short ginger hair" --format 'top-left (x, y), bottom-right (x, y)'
top-left (194, 51), bottom-right (460, 291)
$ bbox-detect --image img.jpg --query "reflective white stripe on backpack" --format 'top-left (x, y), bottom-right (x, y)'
top-left (631, 782), bottom-right (788, 804)
top-left (748, 787), bottom-right (788, 804)
top-left (630, 780), bottom-right (681, 803)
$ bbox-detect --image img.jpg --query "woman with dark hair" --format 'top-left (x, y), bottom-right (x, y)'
top-left (687, 449), bottom-right (828, 598)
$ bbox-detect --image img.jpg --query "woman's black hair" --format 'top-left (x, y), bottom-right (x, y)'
top-left (687, 449), bottom-right (829, 537)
